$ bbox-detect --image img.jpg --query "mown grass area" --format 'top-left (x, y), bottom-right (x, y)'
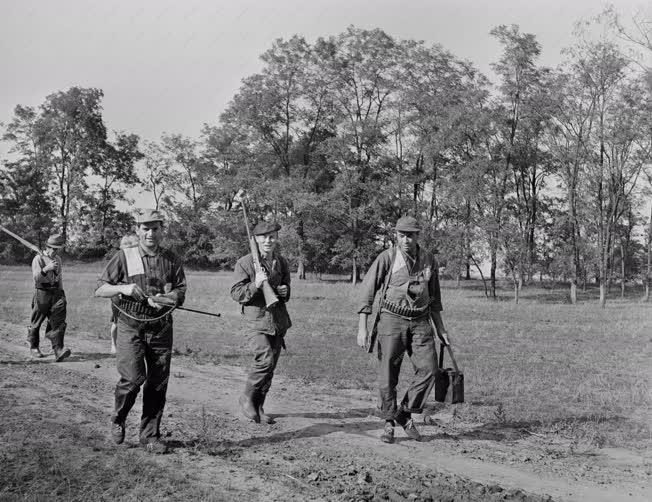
top-left (1, 263), bottom-right (650, 448)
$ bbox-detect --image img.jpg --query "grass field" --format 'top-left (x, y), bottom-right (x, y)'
top-left (1, 262), bottom-right (650, 450)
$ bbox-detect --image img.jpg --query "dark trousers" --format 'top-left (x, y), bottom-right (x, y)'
top-left (113, 317), bottom-right (173, 442)
top-left (27, 289), bottom-right (67, 350)
top-left (244, 332), bottom-right (284, 398)
top-left (376, 313), bottom-right (437, 421)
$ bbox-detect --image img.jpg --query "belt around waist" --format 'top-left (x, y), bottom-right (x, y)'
top-left (36, 282), bottom-right (60, 290)
top-left (382, 299), bottom-right (429, 319)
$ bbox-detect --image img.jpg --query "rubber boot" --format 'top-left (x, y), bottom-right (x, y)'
top-left (256, 393), bottom-right (275, 424)
top-left (238, 392), bottom-right (260, 423)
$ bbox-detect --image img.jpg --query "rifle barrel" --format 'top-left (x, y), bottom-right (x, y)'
top-left (177, 306), bottom-right (221, 318)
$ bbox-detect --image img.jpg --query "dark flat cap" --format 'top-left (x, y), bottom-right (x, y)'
top-left (46, 234), bottom-right (65, 248)
top-left (396, 216), bottom-right (420, 232)
top-left (253, 221), bottom-right (281, 235)
top-left (136, 209), bottom-right (164, 224)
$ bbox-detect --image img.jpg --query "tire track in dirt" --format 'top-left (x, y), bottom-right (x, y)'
top-left (0, 321), bottom-right (649, 501)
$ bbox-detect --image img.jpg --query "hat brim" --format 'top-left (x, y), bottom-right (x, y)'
top-left (136, 219), bottom-right (164, 225)
top-left (396, 226), bottom-right (421, 232)
top-left (253, 224), bottom-right (281, 236)
top-left (46, 244), bottom-right (64, 249)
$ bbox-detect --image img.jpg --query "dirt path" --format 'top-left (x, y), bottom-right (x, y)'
top-left (0, 321), bottom-right (649, 501)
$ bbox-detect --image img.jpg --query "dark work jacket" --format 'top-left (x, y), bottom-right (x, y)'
top-left (230, 253), bottom-right (292, 335)
top-left (357, 246), bottom-right (443, 315)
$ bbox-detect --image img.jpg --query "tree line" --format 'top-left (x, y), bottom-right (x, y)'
top-left (1, 15), bottom-right (651, 306)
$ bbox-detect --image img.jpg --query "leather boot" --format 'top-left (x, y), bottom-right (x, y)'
top-left (256, 393), bottom-right (275, 424)
top-left (238, 393), bottom-right (260, 423)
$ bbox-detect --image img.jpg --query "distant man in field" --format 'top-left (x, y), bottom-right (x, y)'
top-left (27, 233), bottom-right (72, 362)
top-left (109, 234), bottom-right (139, 355)
top-left (357, 216), bottom-right (448, 443)
top-left (230, 221), bottom-right (291, 424)
top-left (95, 209), bottom-right (186, 454)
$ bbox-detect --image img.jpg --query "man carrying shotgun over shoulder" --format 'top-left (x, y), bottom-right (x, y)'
top-left (231, 218), bottom-right (291, 425)
top-left (357, 216), bottom-right (449, 444)
top-left (27, 233), bottom-right (71, 361)
top-left (95, 209), bottom-right (186, 453)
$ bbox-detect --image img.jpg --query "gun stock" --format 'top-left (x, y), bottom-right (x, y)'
top-left (249, 235), bottom-right (280, 308)
top-left (364, 248), bottom-right (398, 354)
top-left (241, 202), bottom-right (279, 309)
top-left (366, 311), bottom-right (381, 354)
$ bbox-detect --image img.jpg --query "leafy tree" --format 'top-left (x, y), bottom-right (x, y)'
top-left (1, 105), bottom-right (54, 257)
top-left (35, 87), bottom-right (108, 242)
top-left (87, 132), bottom-right (142, 245)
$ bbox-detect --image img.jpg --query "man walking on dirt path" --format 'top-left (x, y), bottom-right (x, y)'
top-left (357, 216), bottom-right (449, 444)
top-left (108, 234), bottom-right (139, 355)
top-left (95, 209), bottom-right (186, 454)
top-left (27, 233), bottom-right (71, 362)
top-left (231, 221), bottom-right (291, 425)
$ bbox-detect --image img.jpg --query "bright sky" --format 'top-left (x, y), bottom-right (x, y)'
top-left (1, 0), bottom-right (647, 143)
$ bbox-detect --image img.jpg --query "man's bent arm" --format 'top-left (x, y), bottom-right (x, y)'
top-left (95, 283), bottom-right (133, 298)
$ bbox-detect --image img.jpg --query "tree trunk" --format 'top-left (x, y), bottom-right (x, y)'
top-left (620, 241), bottom-right (625, 299)
top-left (490, 247), bottom-right (497, 299)
top-left (351, 256), bottom-right (358, 285)
top-left (296, 219), bottom-right (307, 280)
top-left (599, 282), bottom-right (607, 308)
top-left (568, 183), bottom-right (580, 305)
top-left (469, 254), bottom-right (489, 298)
top-left (645, 204), bottom-right (651, 302)
top-left (513, 279), bottom-right (519, 304)
top-left (464, 200), bottom-right (472, 280)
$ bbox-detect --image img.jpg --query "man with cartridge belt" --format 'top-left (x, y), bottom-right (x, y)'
top-left (357, 216), bottom-right (449, 444)
top-left (27, 233), bottom-right (71, 361)
top-left (231, 221), bottom-right (291, 425)
top-left (95, 209), bottom-right (186, 453)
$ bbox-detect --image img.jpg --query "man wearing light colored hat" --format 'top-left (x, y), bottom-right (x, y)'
top-left (357, 216), bottom-right (449, 443)
top-left (231, 220), bottom-right (291, 424)
top-left (27, 233), bottom-right (71, 361)
top-left (95, 209), bottom-right (187, 453)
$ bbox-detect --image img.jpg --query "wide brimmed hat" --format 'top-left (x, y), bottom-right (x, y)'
top-left (253, 221), bottom-right (281, 236)
top-left (46, 234), bottom-right (65, 249)
top-left (136, 209), bottom-right (165, 225)
top-left (395, 216), bottom-right (421, 232)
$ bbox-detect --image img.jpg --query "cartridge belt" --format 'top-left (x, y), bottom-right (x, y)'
top-left (382, 299), bottom-right (429, 319)
top-left (114, 297), bottom-right (173, 325)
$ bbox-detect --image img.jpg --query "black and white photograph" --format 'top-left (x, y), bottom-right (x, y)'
top-left (0, 0), bottom-right (650, 500)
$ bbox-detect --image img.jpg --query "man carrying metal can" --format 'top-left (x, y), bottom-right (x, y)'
top-left (356, 216), bottom-right (449, 444)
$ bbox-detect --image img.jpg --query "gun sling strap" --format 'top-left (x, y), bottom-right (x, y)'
top-left (112, 296), bottom-right (177, 323)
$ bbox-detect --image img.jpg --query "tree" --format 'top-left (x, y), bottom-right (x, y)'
top-left (141, 140), bottom-right (175, 211)
top-left (1, 105), bottom-right (55, 257)
top-left (87, 132), bottom-right (142, 245)
top-left (36, 87), bottom-right (108, 242)
top-left (313, 27), bottom-right (404, 283)
top-left (545, 65), bottom-right (598, 303)
top-left (489, 25), bottom-right (549, 299)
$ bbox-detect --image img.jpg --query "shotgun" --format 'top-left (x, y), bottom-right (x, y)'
top-left (241, 202), bottom-right (279, 309)
top-left (365, 248), bottom-right (397, 354)
top-left (0, 225), bottom-right (43, 255)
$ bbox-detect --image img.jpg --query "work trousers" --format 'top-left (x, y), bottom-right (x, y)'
top-left (112, 316), bottom-right (173, 442)
top-left (244, 332), bottom-right (285, 399)
top-left (376, 313), bottom-right (437, 421)
top-left (27, 289), bottom-right (67, 350)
